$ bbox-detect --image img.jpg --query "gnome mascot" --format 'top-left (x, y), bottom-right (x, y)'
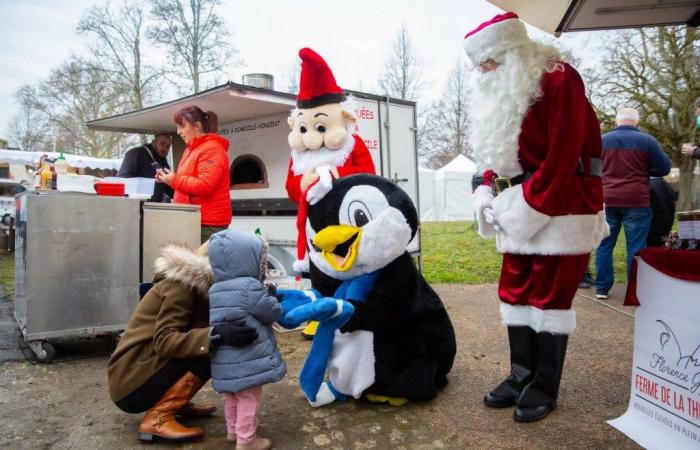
top-left (286, 47), bottom-right (376, 275)
top-left (463, 13), bottom-right (609, 422)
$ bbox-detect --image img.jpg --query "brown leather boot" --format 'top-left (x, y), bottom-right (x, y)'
top-left (178, 401), bottom-right (217, 418)
top-left (137, 372), bottom-right (207, 442)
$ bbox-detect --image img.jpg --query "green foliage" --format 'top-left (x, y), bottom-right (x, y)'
top-left (421, 221), bottom-right (629, 284)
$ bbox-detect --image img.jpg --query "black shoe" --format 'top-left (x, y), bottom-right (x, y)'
top-left (595, 289), bottom-right (608, 299)
top-left (484, 326), bottom-right (536, 408)
top-left (513, 332), bottom-right (568, 423)
top-left (579, 272), bottom-right (594, 289)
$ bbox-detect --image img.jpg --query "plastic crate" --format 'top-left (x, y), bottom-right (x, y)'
top-left (94, 182), bottom-right (125, 197)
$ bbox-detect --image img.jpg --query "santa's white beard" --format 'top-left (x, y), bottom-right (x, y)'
top-left (468, 43), bottom-right (562, 177)
top-left (290, 123), bottom-right (356, 175)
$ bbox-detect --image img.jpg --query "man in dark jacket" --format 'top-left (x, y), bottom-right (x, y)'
top-left (647, 177), bottom-right (677, 247)
top-left (594, 108), bottom-right (672, 299)
top-left (118, 133), bottom-right (174, 202)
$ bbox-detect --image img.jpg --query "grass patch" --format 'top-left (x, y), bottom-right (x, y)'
top-left (421, 221), bottom-right (629, 284)
top-left (0, 253), bottom-right (14, 296)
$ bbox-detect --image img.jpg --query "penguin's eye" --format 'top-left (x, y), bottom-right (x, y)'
top-left (299, 123), bottom-right (308, 133)
top-left (339, 185), bottom-right (389, 227)
top-left (315, 123), bottom-right (326, 133)
top-left (351, 203), bottom-right (371, 227)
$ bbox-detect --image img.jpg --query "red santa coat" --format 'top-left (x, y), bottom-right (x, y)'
top-left (475, 63), bottom-right (608, 256)
top-left (285, 134), bottom-right (376, 204)
top-left (473, 63), bottom-right (609, 334)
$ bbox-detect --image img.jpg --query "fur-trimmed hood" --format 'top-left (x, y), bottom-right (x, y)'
top-left (152, 244), bottom-right (213, 294)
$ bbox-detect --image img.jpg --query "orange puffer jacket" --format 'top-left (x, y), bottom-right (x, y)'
top-left (172, 134), bottom-right (232, 226)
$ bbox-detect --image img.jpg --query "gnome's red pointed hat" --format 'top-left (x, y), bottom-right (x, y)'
top-left (463, 12), bottom-right (530, 66)
top-left (296, 47), bottom-right (347, 109)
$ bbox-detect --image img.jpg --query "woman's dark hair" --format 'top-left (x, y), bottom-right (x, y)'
top-left (173, 106), bottom-right (218, 133)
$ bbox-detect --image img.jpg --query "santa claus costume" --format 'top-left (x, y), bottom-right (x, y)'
top-left (464, 13), bottom-right (609, 422)
top-left (285, 48), bottom-right (376, 272)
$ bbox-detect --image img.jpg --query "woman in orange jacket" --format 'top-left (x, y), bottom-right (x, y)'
top-left (156, 106), bottom-right (232, 242)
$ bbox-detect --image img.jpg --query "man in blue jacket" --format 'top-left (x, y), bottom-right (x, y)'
top-left (594, 108), bottom-right (671, 299)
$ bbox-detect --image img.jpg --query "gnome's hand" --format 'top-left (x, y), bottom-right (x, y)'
top-left (301, 170), bottom-right (319, 191)
top-left (282, 298), bottom-right (350, 328)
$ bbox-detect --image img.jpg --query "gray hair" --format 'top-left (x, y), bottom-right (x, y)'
top-left (616, 107), bottom-right (640, 125)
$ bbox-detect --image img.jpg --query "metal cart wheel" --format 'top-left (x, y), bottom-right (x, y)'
top-left (28, 340), bottom-right (56, 363)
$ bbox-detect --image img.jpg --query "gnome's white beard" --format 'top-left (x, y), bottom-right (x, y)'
top-left (468, 42), bottom-right (562, 177)
top-left (290, 123), bottom-right (356, 175)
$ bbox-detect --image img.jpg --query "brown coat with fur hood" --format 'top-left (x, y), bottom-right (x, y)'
top-left (107, 245), bottom-right (213, 402)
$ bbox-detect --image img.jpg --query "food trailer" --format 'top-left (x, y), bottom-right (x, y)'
top-left (87, 81), bottom-right (421, 276)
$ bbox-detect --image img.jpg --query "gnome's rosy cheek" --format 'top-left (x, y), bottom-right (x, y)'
top-left (302, 130), bottom-right (324, 150)
top-left (288, 130), bottom-right (307, 152)
top-left (323, 125), bottom-right (348, 150)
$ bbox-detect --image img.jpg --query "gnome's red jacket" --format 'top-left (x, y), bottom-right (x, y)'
top-left (172, 134), bottom-right (232, 226)
top-left (474, 63), bottom-right (608, 255)
top-left (285, 135), bottom-right (376, 203)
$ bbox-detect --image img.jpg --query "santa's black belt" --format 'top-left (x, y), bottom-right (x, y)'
top-left (492, 156), bottom-right (602, 195)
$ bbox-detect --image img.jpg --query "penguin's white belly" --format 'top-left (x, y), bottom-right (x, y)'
top-left (328, 330), bottom-right (375, 399)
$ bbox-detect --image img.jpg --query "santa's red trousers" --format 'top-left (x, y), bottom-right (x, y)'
top-left (498, 253), bottom-right (589, 310)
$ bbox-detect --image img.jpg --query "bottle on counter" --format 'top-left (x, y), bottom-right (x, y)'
top-left (39, 159), bottom-right (53, 190)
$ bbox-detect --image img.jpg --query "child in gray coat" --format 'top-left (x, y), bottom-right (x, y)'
top-left (208, 229), bottom-right (286, 450)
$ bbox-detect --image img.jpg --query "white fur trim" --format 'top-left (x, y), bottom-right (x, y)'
top-left (491, 184), bottom-right (550, 244)
top-left (309, 382), bottom-right (336, 407)
top-left (290, 124), bottom-right (355, 175)
top-left (463, 17), bottom-right (530, 66)
top-left (293, 259), bottom-right (309, 273)
top-left (473, 185), bottom-right (496, 238)
top-left (491, 184), bottom-right (609, 255)
top-left (500, 303), bottom-right (576, 334)
top-left (152, 245), bottom-right (213, 294)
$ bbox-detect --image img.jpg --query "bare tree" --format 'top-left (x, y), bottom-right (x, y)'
top-left (8, 85), bottom-right (51, 152)
top-left (422, 58), bottom-right (471, 169)
top-left (585, 26), bottom-right (699, 210)
top-left (25, 57), bottom-right (133, 158)
top-left (281, 60), bottom-right (300, 95)
top-left (377, 23), bottom-right (425, 101)
top-left (149, 0), bottom-right (240, 93)
top-left (78, 0), bottom-right (165, 110)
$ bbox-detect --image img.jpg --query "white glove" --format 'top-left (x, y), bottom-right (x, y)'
top-left (483, 206), bottom-right (501, 232)
top-left (473, 185), bottom-right (497, 238)
top-left (307, 165), bottom-right (334, 205)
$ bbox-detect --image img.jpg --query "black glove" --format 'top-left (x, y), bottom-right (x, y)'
top-left (211, 321), bottom-right (258, 347)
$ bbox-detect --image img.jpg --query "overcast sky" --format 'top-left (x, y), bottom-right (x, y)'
top-left (0, 0), bottom-right (605, 143)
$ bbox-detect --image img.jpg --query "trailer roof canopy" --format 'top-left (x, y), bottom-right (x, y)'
top-left (88, 82), bottom-right (416, 135)
top-left (87, 83), bottom-right (297, 134)
top-left (487, 0), bottom-right (700, 35)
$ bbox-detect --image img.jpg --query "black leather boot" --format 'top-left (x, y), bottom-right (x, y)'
top-left (513, 332), bottom-right (568, 422)
top-left (484, 326), bottom-right (536, 408)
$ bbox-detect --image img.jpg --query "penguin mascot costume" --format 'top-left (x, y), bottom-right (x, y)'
top-left (277, 174), bottom-right (456, 407)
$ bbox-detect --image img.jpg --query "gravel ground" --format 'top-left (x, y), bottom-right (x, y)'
top-left (0, 284), bottom-right (641, 450)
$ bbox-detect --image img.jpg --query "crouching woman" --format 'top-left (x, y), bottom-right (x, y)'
top-left (107, 243), bottom-right (257, 442)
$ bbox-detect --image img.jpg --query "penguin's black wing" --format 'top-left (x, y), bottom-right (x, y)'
top-left (340, 252), bottom-right (457, 400)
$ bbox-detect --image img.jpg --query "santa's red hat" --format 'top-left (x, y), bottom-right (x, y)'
top-left (296, 48), bottom-right (347, 109)
top-left (463, 12), bottom-right (530, 66)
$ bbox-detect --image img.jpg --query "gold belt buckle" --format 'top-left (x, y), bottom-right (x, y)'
top-left (493, 176), bottom-right (512, 195)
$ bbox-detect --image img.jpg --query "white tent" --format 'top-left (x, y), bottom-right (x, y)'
top-left (419, 154), bottom-right (477, 222)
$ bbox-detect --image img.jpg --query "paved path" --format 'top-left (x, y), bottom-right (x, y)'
top-left (0, 284), bottom-right (640, 449)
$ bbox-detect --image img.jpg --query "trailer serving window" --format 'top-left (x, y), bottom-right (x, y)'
top-left (230, 154), bottom-right (269, 190)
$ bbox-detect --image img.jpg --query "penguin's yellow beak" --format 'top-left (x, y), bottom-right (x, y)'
top-left (312, 224), bottom-right (362, 272)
